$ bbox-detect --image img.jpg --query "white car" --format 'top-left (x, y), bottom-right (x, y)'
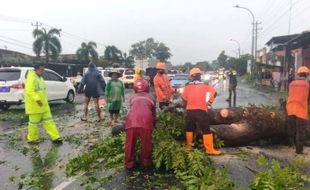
top-left (99, 69), bottom-right (111, 84)
top-left (0, 67), bottom-right (76, 110)
top-left (122, 68), bottom-right (135, 88)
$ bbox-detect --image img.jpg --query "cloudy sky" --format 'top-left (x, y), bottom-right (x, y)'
top-left (0, 0), bottom-right (309, 65)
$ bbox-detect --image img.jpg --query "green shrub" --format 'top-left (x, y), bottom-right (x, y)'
top-left (249, 155), bottom-right (310, 190)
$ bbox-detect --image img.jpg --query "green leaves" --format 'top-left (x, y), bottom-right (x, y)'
top-left (152, 113), bottom-right (233, 190)
top-left (65, 133), bottom-right (125, 176)
top-left (249, 155), bottom-right (310, 190)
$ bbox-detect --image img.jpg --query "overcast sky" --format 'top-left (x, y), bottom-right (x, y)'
top-left (0, 0), bottom-right (309, 65)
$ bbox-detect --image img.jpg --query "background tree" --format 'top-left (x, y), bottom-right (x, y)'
top-left (153, 42), bottom-right (172, 62)
top-left (121, 53), bottom-right (135, 68)
top-left (130, 41), bottom-right (148, 61)
top-left (104, 45), bottom-right (123, 65)
top-left (76, 42), bottom-right (98, 63)
top-left (32, 28), bottom-right (62, 63)
top-left (227, 54), bottom-right (251, 75)
top-left (182, 62), bottom-right (193, 73)
top-left (195, 61), bottom-right (212, 71)
top-left (217, 50), bottom-right (229, 69)
top-left (130, 37), bottom-right (172, 62)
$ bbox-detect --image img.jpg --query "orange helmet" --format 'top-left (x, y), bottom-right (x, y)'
top-left (297, 66), bottom-right (309, 74)
top-left (189, 67), bottom-right (202, 76)
top-left (156, 62), bottom-right (165, 70)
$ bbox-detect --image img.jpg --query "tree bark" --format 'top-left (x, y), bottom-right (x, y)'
top-left (210, 121), bottom-right (286, 147)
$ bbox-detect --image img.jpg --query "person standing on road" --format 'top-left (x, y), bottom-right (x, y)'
top-left (124, 79), bottom-right (156, 171)
top-left (286, 66), bottom-right (309, 154)
top-left (77, 62), bottom-right (106, 122)
top-left (134, 66), bottom-right (144, 82)
top-left (226, 68), bottom-right (238, 107)
top-left (25, 64), bottom-right (62, 144)
top-left (153, 62), bottom-right (174, 109)
top-left (182, 67), bottom-right (222, 155)
top-left (105, 70), bottom-right (125, 124)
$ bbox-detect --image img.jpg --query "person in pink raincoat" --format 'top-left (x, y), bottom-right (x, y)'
top-left (124, 79), bottom-right (156, 171)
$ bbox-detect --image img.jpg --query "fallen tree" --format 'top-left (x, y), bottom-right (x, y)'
top-left (113, 104), bottom-right (310, 147)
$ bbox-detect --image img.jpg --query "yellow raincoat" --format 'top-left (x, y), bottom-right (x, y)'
top-left (25, 70), bottom-right (60, 142)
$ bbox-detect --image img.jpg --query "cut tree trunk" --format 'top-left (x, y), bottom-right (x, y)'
top-left (112, 105), bottom-right (310, 147)
top-left (208, 107), bottom-right (245, 125)
top-left (210, 121), bottom-right (286, 146)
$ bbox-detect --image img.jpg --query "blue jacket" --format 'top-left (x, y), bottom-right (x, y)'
top-left (77, 65), bottom-right (106, 97)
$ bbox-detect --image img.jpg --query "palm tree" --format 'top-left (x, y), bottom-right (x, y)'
top-left (32, 28), bottom-right (62, 63)
top-left (122, 53), bottom-right (135, 68)
top-left (104, 45), bottom-right (123, 65)
top-left (76, 42), bottom-right (98, 63)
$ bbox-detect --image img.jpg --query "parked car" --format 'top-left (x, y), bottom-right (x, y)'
top-left (99, 69), bottom-right (111, 84)
top-left (122, 68), bottom-right (134, 88)
top-left (0, 67), bottom-right (76, 110)
top-left (167, 70), bottom-right (177, 79)
top-left (170, 74), bottom-right (188, 94)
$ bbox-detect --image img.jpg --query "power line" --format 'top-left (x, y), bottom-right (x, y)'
top-left (261, 0), bottom-right (302, 35)
top-left (0, 35), bottom-right (32, 46)
top-left (0, 38), bottom-right (32, 50)
top-left (0, 14), bottom-right (106, 48)
top-left (0, 15), bottom-right (31, 24)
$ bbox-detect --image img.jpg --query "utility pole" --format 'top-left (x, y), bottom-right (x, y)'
top-left (31, 21), bottom-right (42, 30)
top-left (233, 5), bottom-right (256, 78)
top-left (254, 21), bottom-right (262, 78)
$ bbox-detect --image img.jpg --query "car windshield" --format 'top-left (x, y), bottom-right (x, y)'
top-left (173, 75), bottom-right (188, 80)
top-left (0, 69), bottom-right (21, 81)
top-left (125, 70), bottom-right (134, 75)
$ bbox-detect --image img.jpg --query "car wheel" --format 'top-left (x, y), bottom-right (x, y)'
top-left (0, 104), bottom-right (10, 111)
top-left (65, 90), bottom-right (75, 103)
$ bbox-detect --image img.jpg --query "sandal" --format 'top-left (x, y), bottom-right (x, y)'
top-left (80, 117), bottom-right (87, 122)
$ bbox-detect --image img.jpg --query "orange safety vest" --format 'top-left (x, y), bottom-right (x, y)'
top-left (286, 79), bottom-right (309, 120)
top-left (181, 81), bottom-right (216, 111)
top-left (153, 73), bottom-right (173, 102)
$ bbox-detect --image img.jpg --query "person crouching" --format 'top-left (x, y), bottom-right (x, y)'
top-left (125, 79), bottom-right (156, 171)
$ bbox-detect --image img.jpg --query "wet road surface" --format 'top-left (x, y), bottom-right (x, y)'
top-left (0, 81), bottom-right (309, 190)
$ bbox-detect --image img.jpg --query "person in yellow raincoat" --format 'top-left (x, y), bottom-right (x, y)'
top-left (25, 64), bottom-right (62, 144)
top-left (134, 67), bottom-right (143, 82)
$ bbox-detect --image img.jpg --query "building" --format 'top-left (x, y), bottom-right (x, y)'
top-left (256, 47), bottom-right (267, 64)
top-left (265, 34), bottom-right (299, 67)
top-left (0, 49), bottom-right (34, 66)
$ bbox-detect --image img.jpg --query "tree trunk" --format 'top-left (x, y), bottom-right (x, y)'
top-left (210, 121), bottom-right (286, 146)
top-left (208, 107), bottom-right (245, 125)
top-left (113, 105), bottom-right (310, 147)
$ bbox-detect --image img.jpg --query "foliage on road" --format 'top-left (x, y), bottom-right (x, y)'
top-left (66, 112), bottom-right (234, 189)
top-left (65, 133), bottom-right (125, 176)
top-left (249, 155), bottom-right (310, 190)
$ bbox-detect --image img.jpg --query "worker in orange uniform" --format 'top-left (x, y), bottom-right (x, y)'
top-left (286, 66), bottom-right (309, 154)
top-left (153, 62), bottom-right (174, 109)
top-left (182, 67), bottom-right (222, 155)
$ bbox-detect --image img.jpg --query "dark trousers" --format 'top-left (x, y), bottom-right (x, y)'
top-left (185, 110), bottom-right (211, 134)
top-left (125, 128), bottom-right (152, 169)
top-left (228, 84), bottom-right (237, 107)
top-left (286, 115), bottom-right (307, 154)
top-left (159, 102), bottom-right (169, 110)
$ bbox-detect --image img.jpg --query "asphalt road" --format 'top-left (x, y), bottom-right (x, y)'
top-left (0, 80), bottom-right (308, 190)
